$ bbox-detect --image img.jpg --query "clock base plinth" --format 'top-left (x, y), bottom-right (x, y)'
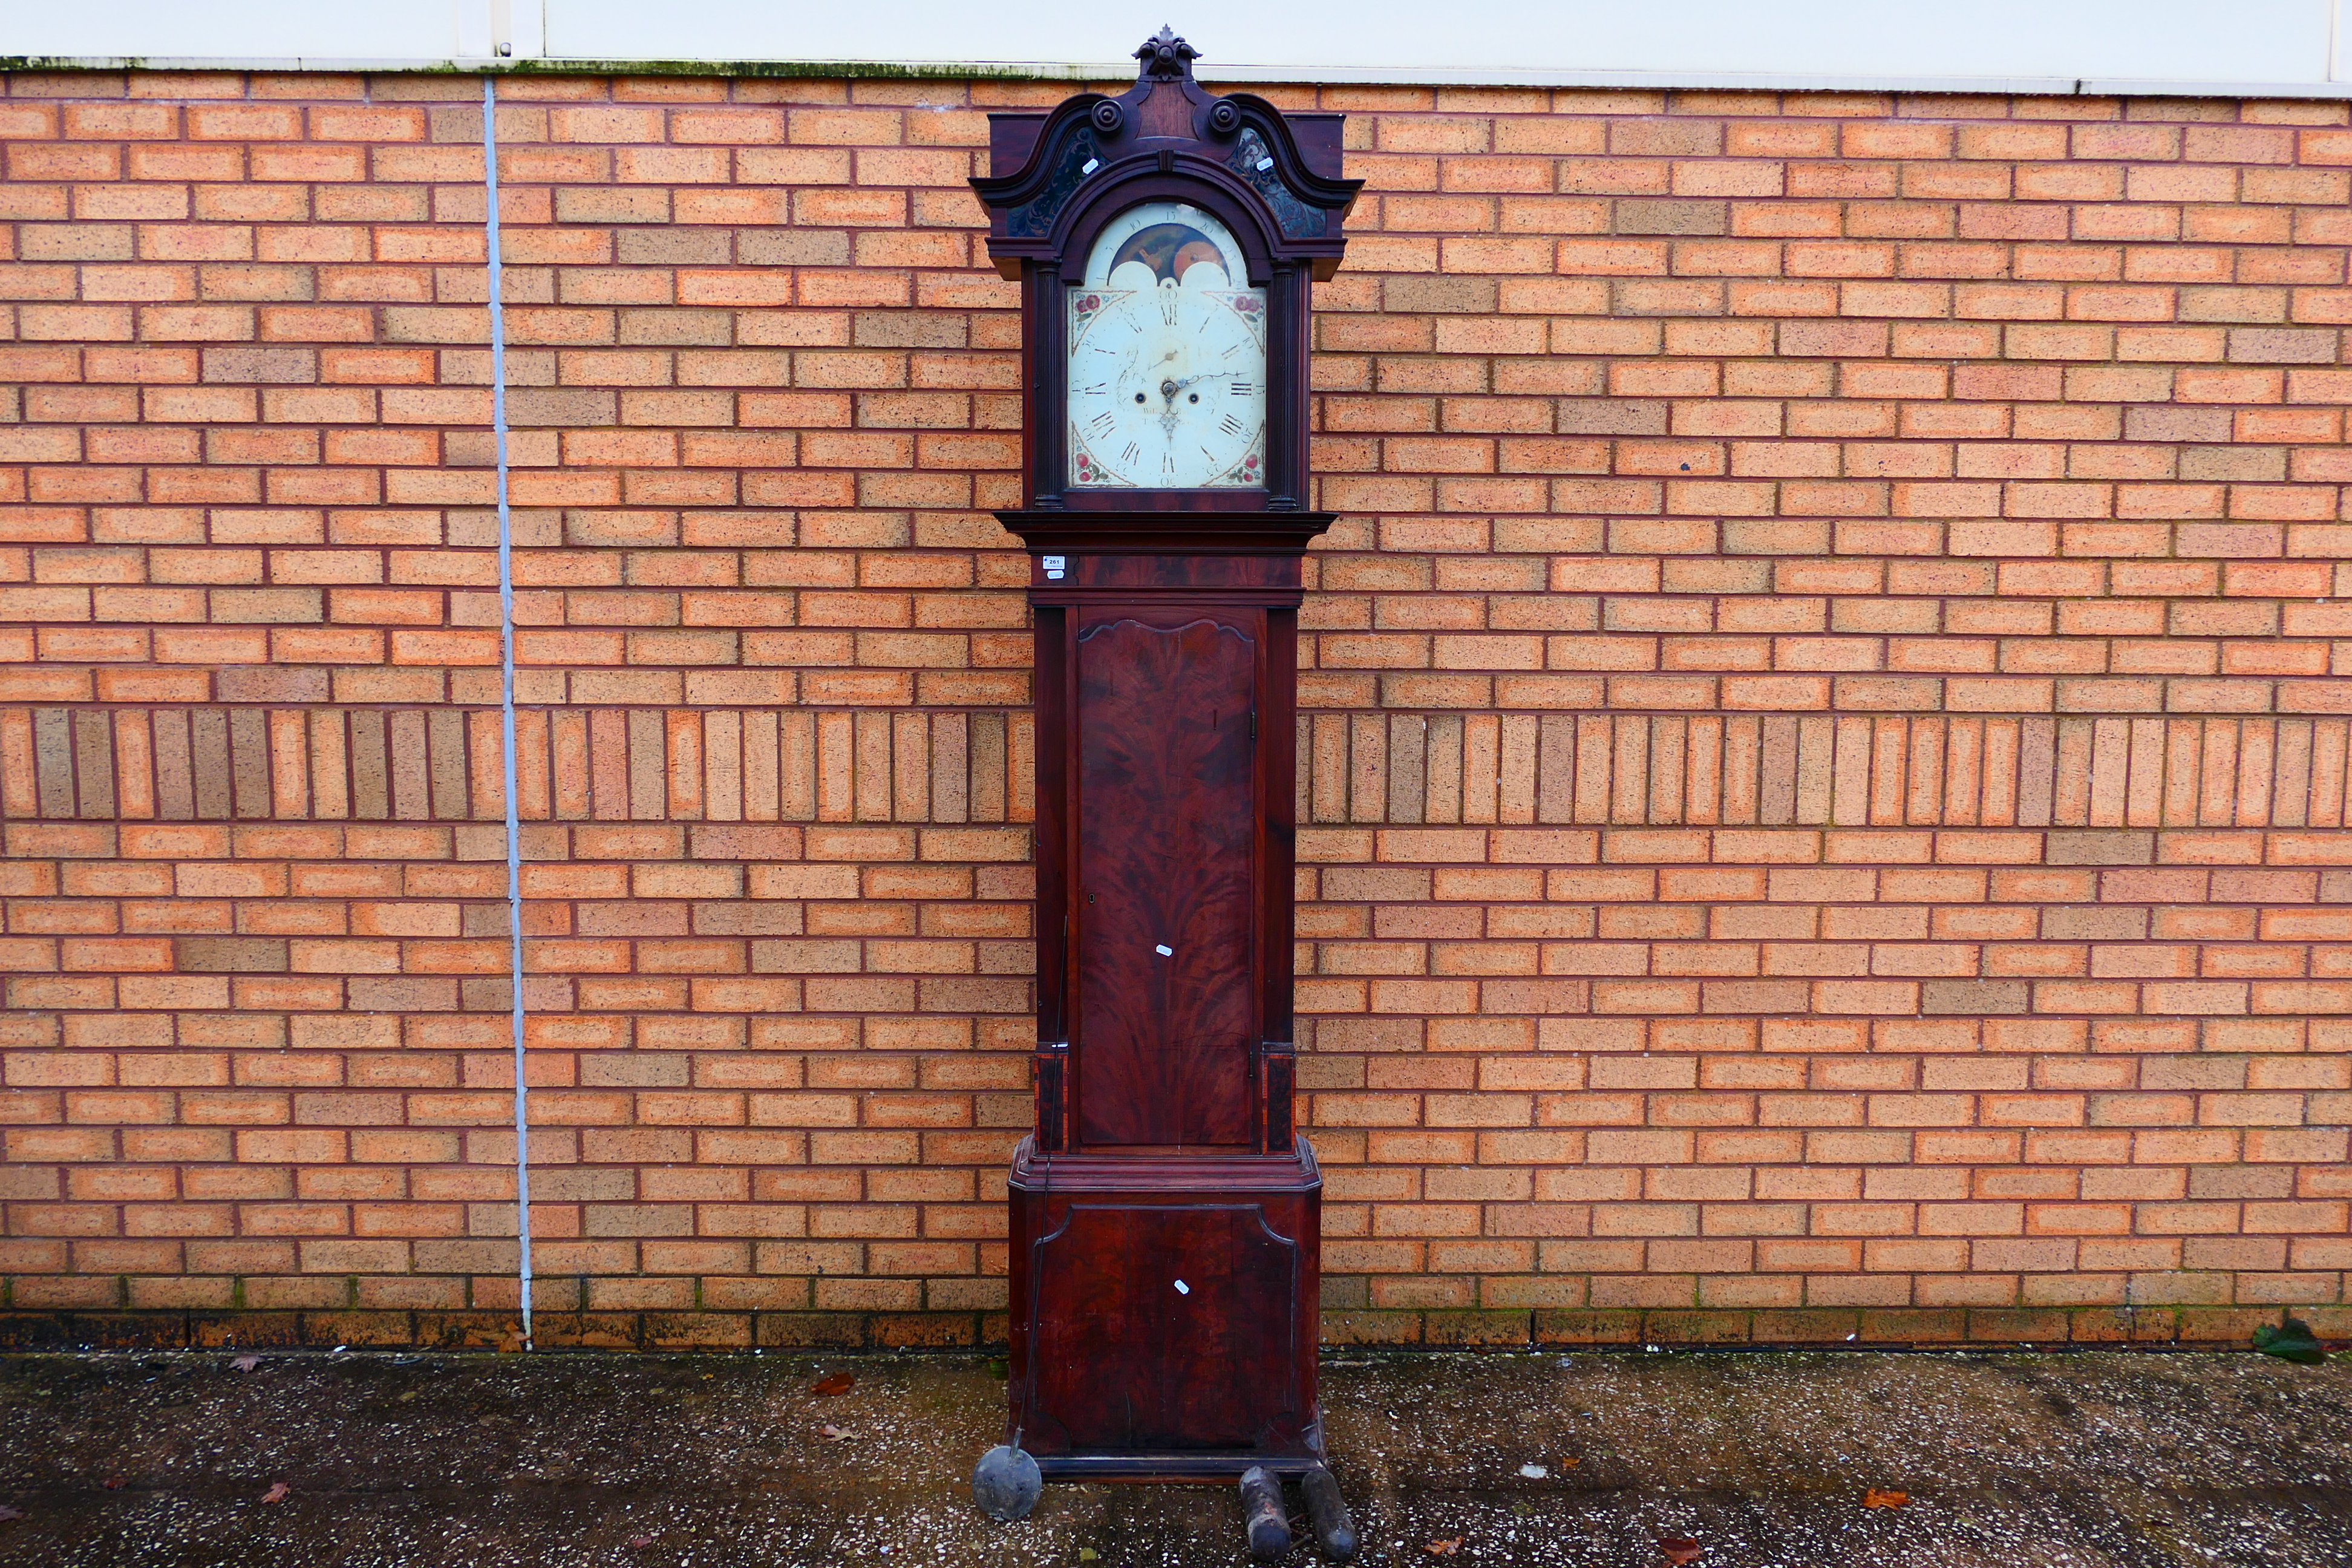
top-left (1026, 1446), bottom-right (1329, 1485)
top-left (1004, 1136), bottom-right (1325, 1483)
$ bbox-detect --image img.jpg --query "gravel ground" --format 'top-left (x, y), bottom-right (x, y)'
top-left (1, 1347), bottom-right (2348, 1566)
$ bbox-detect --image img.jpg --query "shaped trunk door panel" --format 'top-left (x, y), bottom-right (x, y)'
top-left (1073, 613), bottom-right (1258, 1149)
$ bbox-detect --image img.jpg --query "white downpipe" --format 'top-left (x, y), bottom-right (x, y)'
top-left (482, 76), bottom-right (535, 1351)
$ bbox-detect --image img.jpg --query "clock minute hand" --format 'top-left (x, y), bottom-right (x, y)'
top-left (1167, 371), bottom-right (1239, 392)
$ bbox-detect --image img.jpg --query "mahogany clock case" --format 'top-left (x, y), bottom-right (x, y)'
top-left (999, 536), bottom-right (1334, 1481)
top-left (970, 30), bottom-right (1361, 1490)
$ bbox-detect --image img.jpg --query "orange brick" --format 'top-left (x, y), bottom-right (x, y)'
top-left (0, 68), bottom-right (2341, 1348)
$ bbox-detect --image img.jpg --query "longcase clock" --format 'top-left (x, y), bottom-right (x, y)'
top-left (967, 27), bottom-right (1362, 1561)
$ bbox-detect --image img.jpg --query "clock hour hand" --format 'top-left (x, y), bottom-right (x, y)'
top-left (1157, 371), bottom-right (1240, 400)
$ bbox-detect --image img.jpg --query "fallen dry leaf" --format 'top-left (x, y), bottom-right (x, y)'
top-left (1424, 1540), bottom-right (1462, 1557)
top-left (229, 1355), bottom-right (261, 1373)
top-left (1863, 1487), bottom-right (1909, 1509)
top-left (1559, 1457), bottom-right (1580, 1469)
top-left (627, 1535), bottom-right (654, 1549)
top-left (818, 1423), bottom-right (852, 1442)
top-left (809, 1372), bottom-right (854, 1397)
top-left (260, 1482), bottom-right (289, 1504)
top-left (1660, 1538), bottom-right (1702, 1566)
top-left (0, 1504), bottom-right (22, 1522)
top-left (100, 1477), bottom-right (125, 1492)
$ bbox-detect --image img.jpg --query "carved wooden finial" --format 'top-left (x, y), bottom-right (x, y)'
top-left (1134, 25), bottom-right (1199, 82)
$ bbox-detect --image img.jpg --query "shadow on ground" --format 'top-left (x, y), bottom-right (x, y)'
top-left (1, 1348), bottom-right (2349, 1566)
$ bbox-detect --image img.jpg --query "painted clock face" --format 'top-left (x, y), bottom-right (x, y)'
top-left (1066, 201), bottom-right (1267, 490)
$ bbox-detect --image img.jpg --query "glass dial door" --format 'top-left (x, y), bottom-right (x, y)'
top-left (1065, 201), bottom-right (1267, 490)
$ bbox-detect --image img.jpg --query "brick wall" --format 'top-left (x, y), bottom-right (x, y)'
top-left (1, 67), bottom-right (2348, 1351)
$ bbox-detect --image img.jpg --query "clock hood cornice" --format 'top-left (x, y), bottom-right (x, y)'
top-left (971, 25), bottom-right (1361, 283)
top-left (997, 509), bottom-right (1337, 559)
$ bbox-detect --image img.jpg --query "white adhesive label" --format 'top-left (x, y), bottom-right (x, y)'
top-left (1173, 1279), bottom-right (1190, 1295)
top-left (1155, 944), bottom-right (1173, 956)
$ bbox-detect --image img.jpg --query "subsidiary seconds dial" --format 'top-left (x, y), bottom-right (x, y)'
top-left (1067, 201), bottom-right (1267, 490)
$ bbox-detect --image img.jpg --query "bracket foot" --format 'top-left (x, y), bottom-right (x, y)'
top-left (1304, 1463), bottom-right (1357, 1562)
top-left (1239, 1465), bottom-right (1291, 1560)
top-left (973, 1445), bottom-right (1042, 1522)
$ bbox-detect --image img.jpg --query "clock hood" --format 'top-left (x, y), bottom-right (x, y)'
top-left (970, 25), bottom-right (1361, 284)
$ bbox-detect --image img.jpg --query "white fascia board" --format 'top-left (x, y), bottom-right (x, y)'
top-left (7, 56), bottom-right (2352, 100)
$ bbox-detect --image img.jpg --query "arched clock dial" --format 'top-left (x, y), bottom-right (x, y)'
top-left (1066, 201), bottom-right (1267, 490)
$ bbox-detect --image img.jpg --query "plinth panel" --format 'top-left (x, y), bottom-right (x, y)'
top-left (1033, 1203), bottom-right (1297, 1450)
